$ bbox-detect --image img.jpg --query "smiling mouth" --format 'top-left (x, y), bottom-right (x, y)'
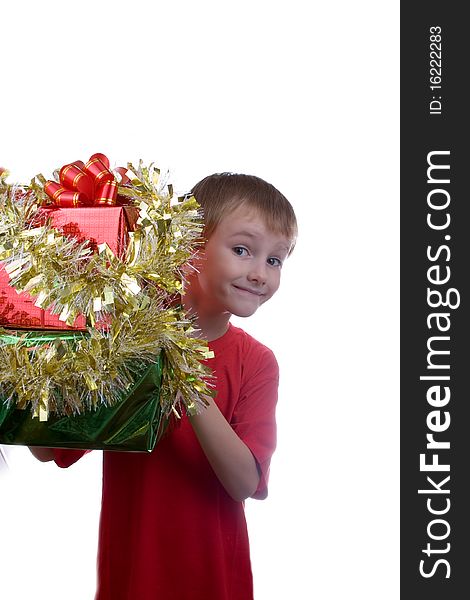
top-left (233, 285), bottom-right (265, 297)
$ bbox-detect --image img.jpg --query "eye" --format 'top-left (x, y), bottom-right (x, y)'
top-left (232, 246), bottom-right (249, 256)
top-left (267, 256), bottom-right (282, 267)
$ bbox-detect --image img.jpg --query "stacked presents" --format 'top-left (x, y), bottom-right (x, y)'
top-left (0, 155), bottom-right (212, 452)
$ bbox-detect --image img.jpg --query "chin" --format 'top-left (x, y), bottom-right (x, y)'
top-left (230, 306), bottom-right (260, 318)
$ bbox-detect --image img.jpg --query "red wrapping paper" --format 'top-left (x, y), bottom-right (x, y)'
top-left (0, 205), bottom-right (139, 330)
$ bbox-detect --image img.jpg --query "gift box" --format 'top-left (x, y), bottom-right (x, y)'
top-left (0, 157), bottom-right (213, 454)
top-left (0, 205), bottom-right (139, 330)
top-left (0, 201), bottom-right (167, 452)
top-left (0, 331), bottom-right (165, 452)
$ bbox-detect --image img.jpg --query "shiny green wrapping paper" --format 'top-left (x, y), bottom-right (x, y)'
top-left (0, 352), bottom-right (165, 453)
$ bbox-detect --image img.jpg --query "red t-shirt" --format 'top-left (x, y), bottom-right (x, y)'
top-left (54, 324), bottom-right (278, 600)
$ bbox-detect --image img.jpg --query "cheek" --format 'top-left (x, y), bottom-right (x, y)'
top-left (208, 254), bottom-right (238, 282)
top-left (270, 271), bottom-right (282, 293)
top-left (261, 273), bottom-right (281, 304)
top-left (198, 259), bottom-right (229, 293)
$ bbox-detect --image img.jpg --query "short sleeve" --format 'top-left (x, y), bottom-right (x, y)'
top-left (230, 345), bottom-right (278, 500)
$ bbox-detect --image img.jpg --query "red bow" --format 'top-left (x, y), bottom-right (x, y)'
top-left (44, 153), bottom-right (119, 207)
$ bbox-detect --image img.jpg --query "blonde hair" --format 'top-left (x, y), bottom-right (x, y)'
top-left (191, 173), bottom-right (297, 252)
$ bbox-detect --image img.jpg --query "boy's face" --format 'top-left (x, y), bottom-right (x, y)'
top-left (193, 206), bottom-right (291, 318)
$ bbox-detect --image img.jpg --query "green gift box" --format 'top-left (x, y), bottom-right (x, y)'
top-left (0, 332), bottom-right (166, 453)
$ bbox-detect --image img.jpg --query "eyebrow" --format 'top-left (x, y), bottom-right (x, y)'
top-left (229, 231), bottom-right (290, 254)
top-left (229, 230), bottom-right (258, 239)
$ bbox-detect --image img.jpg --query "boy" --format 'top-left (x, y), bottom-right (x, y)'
top-left (31, 172), bottom-right (297, 600)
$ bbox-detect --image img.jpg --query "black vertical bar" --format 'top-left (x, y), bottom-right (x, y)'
top-left (401, 5), bottom-right (469, 599)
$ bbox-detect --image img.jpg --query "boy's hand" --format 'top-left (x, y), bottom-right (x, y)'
top-left (29, 447), bottom-right (55, 462)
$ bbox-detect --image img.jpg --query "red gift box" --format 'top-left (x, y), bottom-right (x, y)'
top-left (0, 205), bottom-right (139, 330)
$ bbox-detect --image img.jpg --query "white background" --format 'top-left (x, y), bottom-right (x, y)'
top-left (0, 1), bottom-right (399, 599)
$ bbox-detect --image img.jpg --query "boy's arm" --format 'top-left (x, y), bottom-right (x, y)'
top-left (29, 447), bottom-right (55, 462)
top-left (189, 398), bottom-right (260, 502)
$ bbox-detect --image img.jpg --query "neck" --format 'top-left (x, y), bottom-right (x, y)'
top-left (191, 311), bottom-right (231, 342)
top-left (183, 283), bottom-right (231, 342)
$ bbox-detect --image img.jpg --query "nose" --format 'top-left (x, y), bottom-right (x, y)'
top-left (247, 260), bottom-right (267, 285)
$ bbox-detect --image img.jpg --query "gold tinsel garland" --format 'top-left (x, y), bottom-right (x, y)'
top-left (0, 162), bottom-right (213, 418)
